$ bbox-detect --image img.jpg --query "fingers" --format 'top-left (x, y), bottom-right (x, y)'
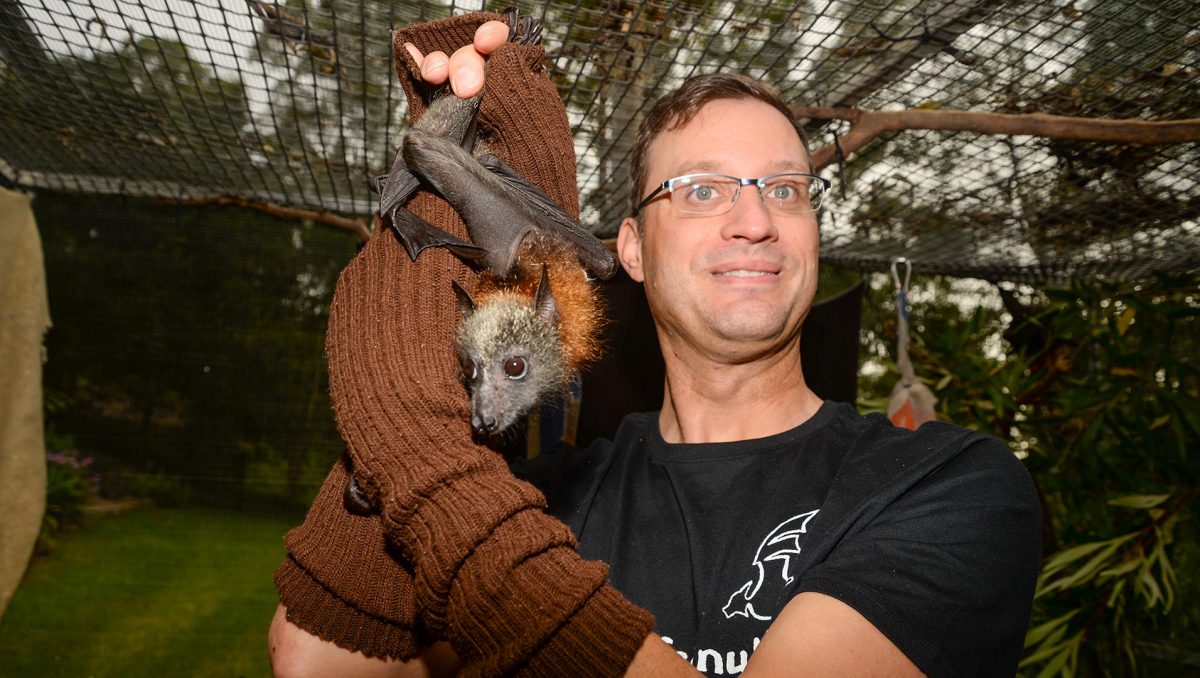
top-left (473, 20), bottom-right (510, 54)
top-left (446, 44), bottom-right (485, 97)
top-left (405, 43), bottom-right (451, 86)
top-left (401, 20), bottom-right (511, 99)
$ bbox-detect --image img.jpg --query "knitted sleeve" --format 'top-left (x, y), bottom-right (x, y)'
top-left (274, 452), bottom-right (426, 659)
top-left (315, 11), bottom-right (655, 675)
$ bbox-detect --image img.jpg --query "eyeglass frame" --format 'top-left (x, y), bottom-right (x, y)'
top-left (632, 172), bottom-right (832, 217)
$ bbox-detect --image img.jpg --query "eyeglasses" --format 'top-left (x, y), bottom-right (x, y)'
top-left (634, 172), bottom-right (831, 217)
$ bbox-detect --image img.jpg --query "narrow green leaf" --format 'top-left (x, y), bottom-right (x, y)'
top-left (1035, 643), bottom-right (1074, 678)
top-left (1107, 494), bottom-right (1170, 509)
top-left (1106, 577), bottom-right (1127, 607)
top-left (1041, 539), bottom-right (1114, 575)
top-left (1020, 626), bottom-right (1070, 668)
top-left (1152, 539), bottom-right (1177, 610)
top-left (1024, 609), bottom-right (1077, 647)
top-left (1139, 568), bottom-right (1163, 609)
top-left (1099, 558), bottom-right (1140, 578)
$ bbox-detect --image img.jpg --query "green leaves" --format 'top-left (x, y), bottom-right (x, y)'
top-left (850, 270), bottom-right (1199, 677)
top-left (1022, 492), bottom-right (1188, 677)
top-left (1037, 532), bottom-right (1136, 597)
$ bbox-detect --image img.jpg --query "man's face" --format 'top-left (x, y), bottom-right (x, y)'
top-left (617, 97), bottom-right (819, 363)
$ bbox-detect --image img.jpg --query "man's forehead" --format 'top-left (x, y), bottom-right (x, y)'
top-left (647, 98), bottom-right (807, 171)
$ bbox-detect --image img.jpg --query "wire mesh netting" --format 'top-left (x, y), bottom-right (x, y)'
top-left (2, 0), bottom-right (1197, 283)
top-left (2, 3), bottom-right (1198, 673)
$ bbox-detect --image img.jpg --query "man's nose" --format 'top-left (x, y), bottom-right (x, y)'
top-left (720, 187), bottom-right (778, 242)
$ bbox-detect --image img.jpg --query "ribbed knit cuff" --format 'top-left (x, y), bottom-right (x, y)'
top-left (273, 456), bottom-right (425, 659)
top-left (283, 456), bottom-right (420, 623)
top-left (518, 585), bottom-right (657, 677)
top-left (386, 466), bottom-right (551, 634)
top-left (274, 556), bottom-right (425, 661)
top-left (447, 517), bottom-right (657, 677)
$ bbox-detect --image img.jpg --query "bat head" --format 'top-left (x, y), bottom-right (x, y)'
top-left (453, 267), bottom-right (565, 436)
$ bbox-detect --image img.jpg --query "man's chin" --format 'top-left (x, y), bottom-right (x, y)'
top-left (707, 311), bottom-right (791, 346)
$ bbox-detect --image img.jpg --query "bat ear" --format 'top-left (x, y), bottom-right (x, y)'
top-left (532, 265), bottom-right (559, 327)
top-left (452, 281), bottom-right (476, 319)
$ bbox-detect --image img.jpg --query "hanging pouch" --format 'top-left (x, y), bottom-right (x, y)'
top-left (886, 258), bottom-right (938, 429)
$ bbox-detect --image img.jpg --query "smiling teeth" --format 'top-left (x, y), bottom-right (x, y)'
top-left (719, 270), bottom-right (771, 277)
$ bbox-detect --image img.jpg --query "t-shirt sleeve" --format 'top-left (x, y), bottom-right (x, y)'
top-left (799, 436), bottom-right (1042, 678)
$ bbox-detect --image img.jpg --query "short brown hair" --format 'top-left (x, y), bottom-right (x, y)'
top-left (629, 73), bottom-right (810, 216)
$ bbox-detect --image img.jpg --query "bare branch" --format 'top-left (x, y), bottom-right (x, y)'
top-left (802, 106), bottom-right (1200, 170)
top-left (162, 195), bottom-right (371, 242)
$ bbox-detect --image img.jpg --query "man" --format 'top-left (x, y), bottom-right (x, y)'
top-left (270, 15), bottom-right (1041, 677)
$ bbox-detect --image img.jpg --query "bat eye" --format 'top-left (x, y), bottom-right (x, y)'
top-left (503, 356), bottom-right (528, 379)
top-left (461, 357), bottom-right (478, 382)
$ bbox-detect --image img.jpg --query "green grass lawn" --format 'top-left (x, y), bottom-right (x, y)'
top-left (0, 506), bottom-right (295, 678)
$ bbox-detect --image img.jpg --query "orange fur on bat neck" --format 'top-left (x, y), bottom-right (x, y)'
top-left (471, 232), bottom-right (606, 381)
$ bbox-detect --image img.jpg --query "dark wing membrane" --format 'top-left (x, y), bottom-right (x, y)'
top-left (378, 145), bottom-right (421, 217)
top-left (477, 154), bottom-right (617, 280)
top-left (388, 206), bottom-right (486, 262)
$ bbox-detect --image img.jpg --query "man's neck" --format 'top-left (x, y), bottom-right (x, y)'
top-left (655, 343), bottom-right (823, 444)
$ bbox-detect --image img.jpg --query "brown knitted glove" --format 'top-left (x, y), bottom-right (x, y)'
top-left (274, 453), bottom-right (426, 659)
top-left (328, 12), bottom-right (654, 676)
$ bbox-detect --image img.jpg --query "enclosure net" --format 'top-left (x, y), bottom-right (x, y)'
top-left (2, 2), bottom-right (1196, 668)
top-left (2, 0), bottom-right (1198, 283)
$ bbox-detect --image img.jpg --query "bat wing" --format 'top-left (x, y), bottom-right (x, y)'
top-left (377, 145), bottom-right (422, 218)
top-left (477, 154), bottom-right (618, 280)
top-left (376, 90), bottom-right (488, 265)
top-left (388, 205), bottom-right (486, 263)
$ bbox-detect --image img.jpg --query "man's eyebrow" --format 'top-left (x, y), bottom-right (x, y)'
top-left (673, 160), bottom-right (723, 175)
top-left (673, 159), bottom-right (810, 175)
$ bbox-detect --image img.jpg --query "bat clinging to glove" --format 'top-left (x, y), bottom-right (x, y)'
top-left (374, 12), bottom-right (613, 440)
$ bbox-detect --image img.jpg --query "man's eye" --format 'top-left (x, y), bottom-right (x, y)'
top-left (768, 181), bottom-right (802, 202)
top-left (687, 184), bottom-right (719, 202)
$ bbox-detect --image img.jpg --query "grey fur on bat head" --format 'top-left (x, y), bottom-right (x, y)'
top-left (453, 267), bottom-right (565, 437)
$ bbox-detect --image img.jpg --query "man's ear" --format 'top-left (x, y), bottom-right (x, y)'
top-left (617, 216), bottom-right (645, 283)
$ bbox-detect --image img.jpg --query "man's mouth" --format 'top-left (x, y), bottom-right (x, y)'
top-left (715, 269), bottom-right (776, 278)
top-left (711, 259), bottom-right (782, 278)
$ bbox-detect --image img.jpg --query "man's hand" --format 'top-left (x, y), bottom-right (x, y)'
top-left (403, 20), bottom-right (509, 97)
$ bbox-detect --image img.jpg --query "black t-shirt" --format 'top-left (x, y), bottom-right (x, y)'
top-left (520, 402), bottom-right (1042, 677)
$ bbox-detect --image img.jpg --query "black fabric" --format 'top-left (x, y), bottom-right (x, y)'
top-left (798, 281), bottom-right (862, 404)
top-left (517, 402), bottom-right (1041, 677)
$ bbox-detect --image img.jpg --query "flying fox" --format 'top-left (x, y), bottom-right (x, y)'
top-left (371, 22), bottom-right (616, 282)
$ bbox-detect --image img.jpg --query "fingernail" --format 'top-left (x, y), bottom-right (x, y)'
top-left (452, 68), bottom-right (479, 96)
top-left (403, 42), bottom-right (420, 62)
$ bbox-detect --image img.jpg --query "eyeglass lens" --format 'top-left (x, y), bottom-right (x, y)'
top-left (669, 174), bottom-right (824, 215)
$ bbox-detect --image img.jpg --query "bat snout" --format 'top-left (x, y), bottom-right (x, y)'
top-left (472, 412), bottom-right (499, 436)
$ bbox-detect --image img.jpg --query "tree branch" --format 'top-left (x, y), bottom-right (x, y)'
top-left (162, 195), bottom-right (371, 241)
top-left (801, 106), bottom-right (1200, 171)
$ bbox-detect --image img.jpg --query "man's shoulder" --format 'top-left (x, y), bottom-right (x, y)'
top-left (814, 407), bottom-right (1035, 521)
top-left (827, 406), bottom-right (1010, 474)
